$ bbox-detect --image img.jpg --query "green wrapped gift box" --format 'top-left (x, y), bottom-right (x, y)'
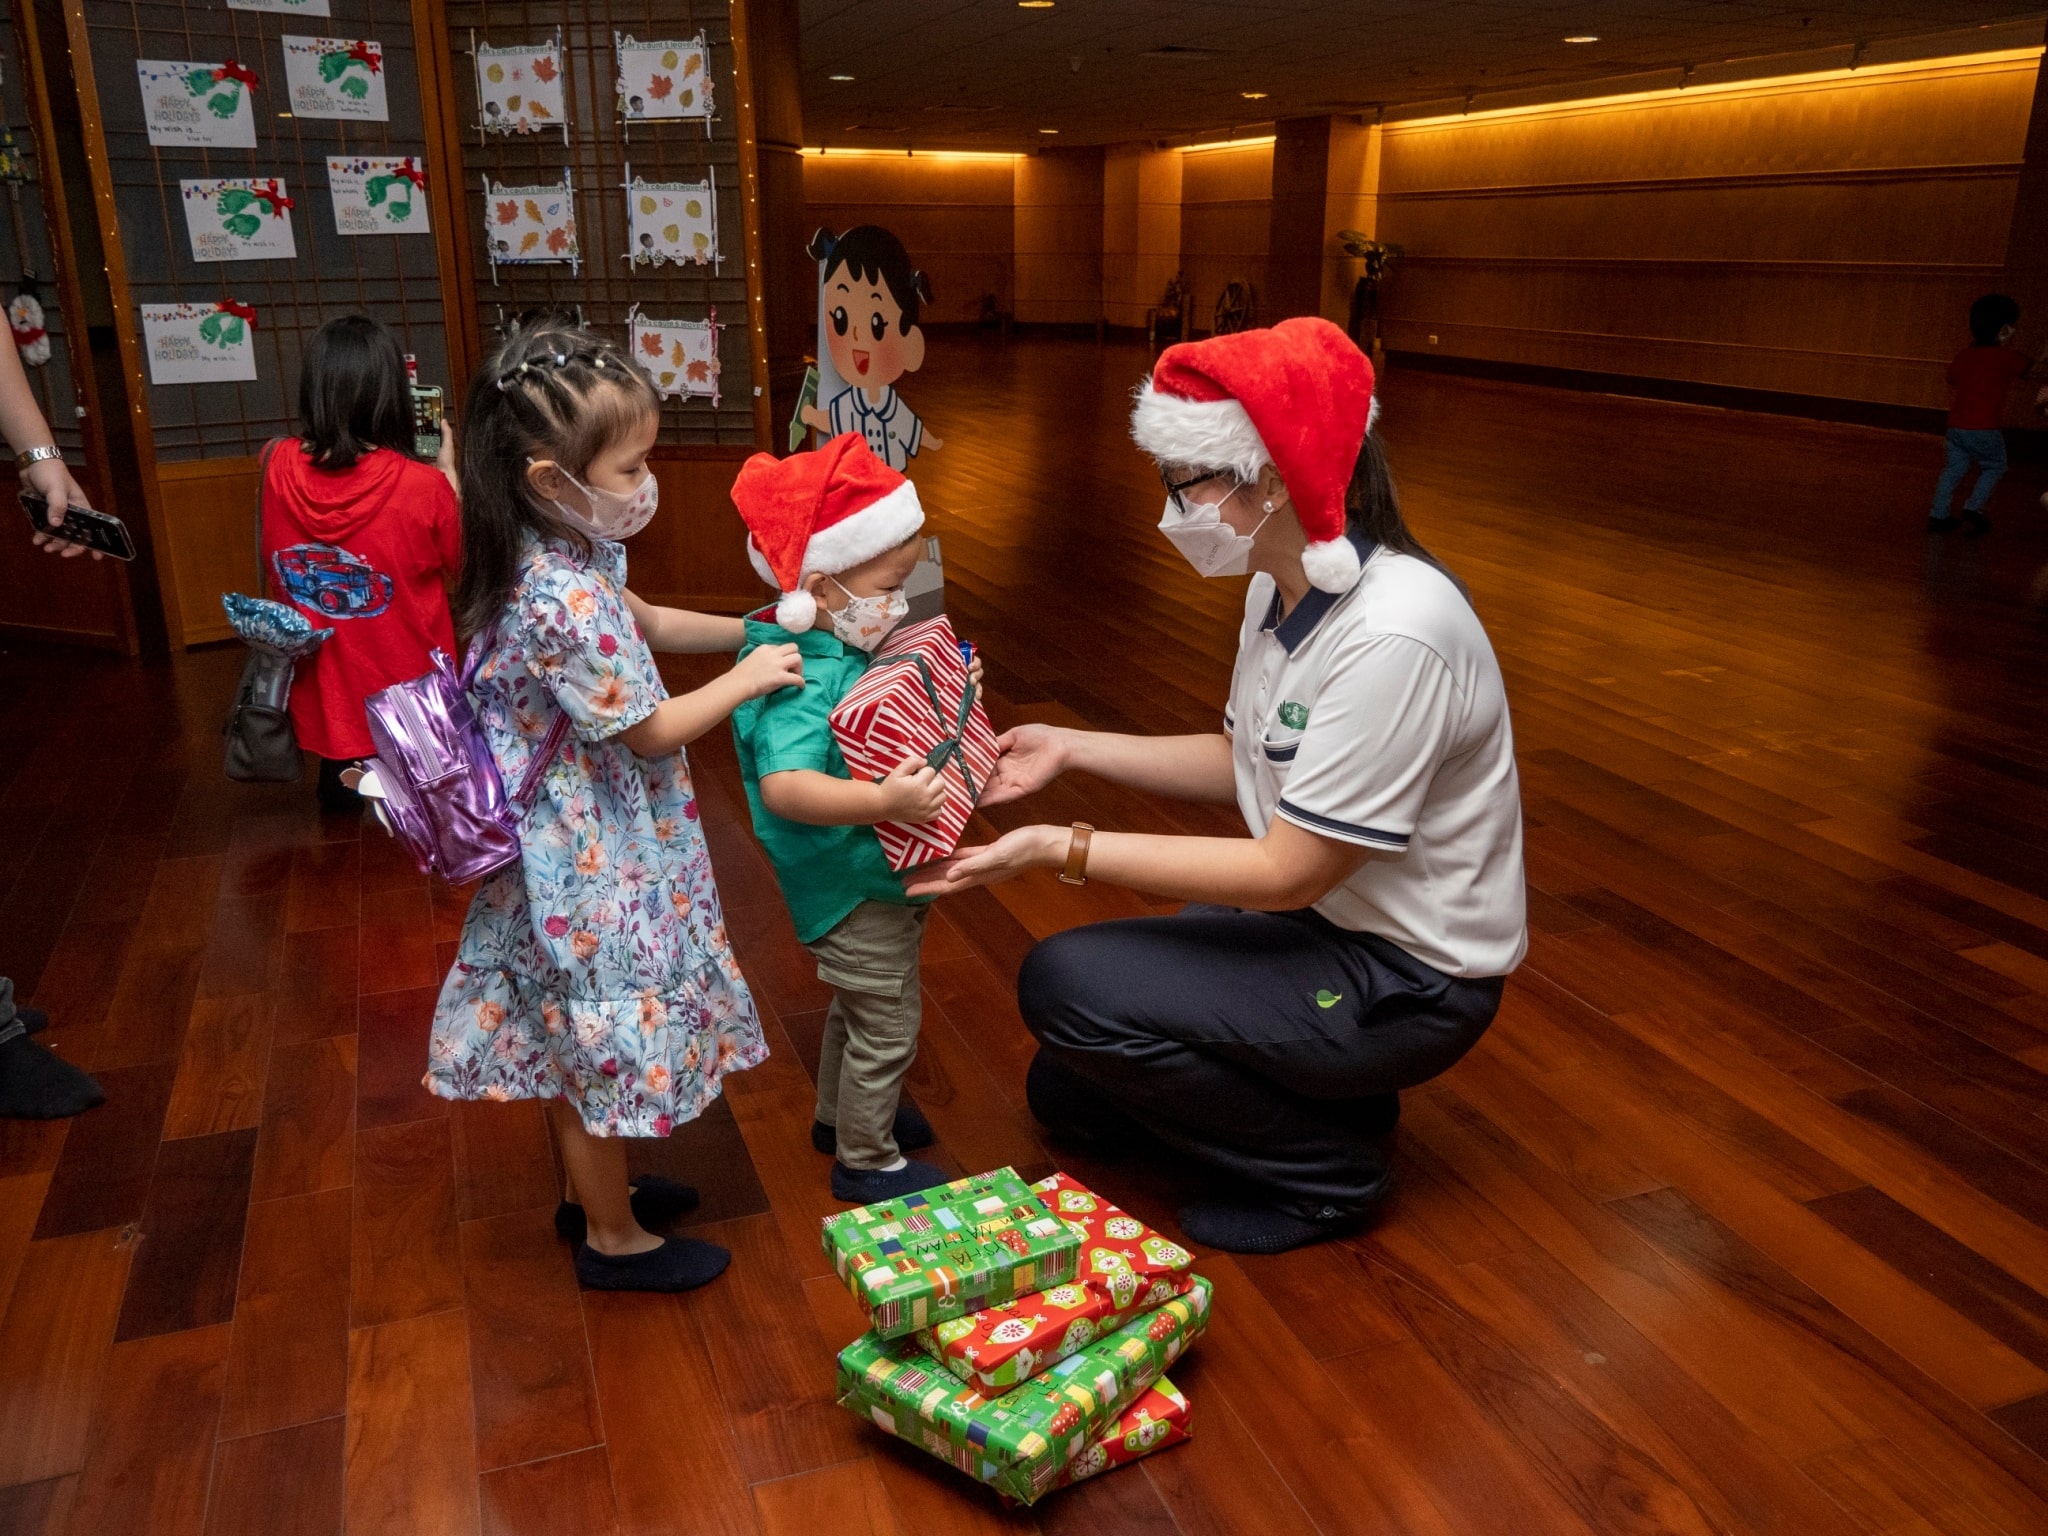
top-left (820, 1166), bottom-right (1082, 1339)
top-left (835, 1275), bottom-right (1212, 1506)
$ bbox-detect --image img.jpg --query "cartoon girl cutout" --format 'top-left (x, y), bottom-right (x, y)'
top-left (798, 225), bottom-right (943, 470)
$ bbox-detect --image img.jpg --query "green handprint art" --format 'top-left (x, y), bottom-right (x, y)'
top-left (183, 68), bottom-right (242, 119)
top-left (317, 51), bottom-right (372, 100)
top-left (363, 173), bottom-right (414, 223)
top-left (197, 313), bottom-right (245, 349)
top-left (215, 187), bottom-right (262, 241)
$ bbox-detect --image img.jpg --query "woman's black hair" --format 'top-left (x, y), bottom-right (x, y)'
top-left (807, 224), bottom-right (933, 331)
top-left (1970, 292), bottom-right (2020, 345)
top-left (297, 314), bottom-right (414, 471)
top-left (1344, 428), bottom-right (1470, 601)
top-left (451, 318), bottom-right (661, 640)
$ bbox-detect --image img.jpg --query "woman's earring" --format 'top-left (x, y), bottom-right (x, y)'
top-left (1263, 500), bottom-right (1274, 512)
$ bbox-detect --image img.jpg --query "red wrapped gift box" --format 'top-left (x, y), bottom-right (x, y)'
top-left (829, 615), bottom-right (1000, 872)
top-left (915, 1172), bottom-right (1198, 1392)
top-left (1001, 1376), bottom-right (1193, 1505)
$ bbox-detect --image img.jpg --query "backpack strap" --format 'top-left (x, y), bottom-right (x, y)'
top-left (510, 710), bottom-right (573, 810)
top-left (253, 436), bottom-right (286, 597)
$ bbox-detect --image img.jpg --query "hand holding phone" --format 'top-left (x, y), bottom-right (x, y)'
top-left (20, 490), bottom-right (136, 561)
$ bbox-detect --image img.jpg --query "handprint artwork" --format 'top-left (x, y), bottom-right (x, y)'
top-left (281, 37), bottom-right (388, 121)
top-left (625, 307), bottom-right (721, 403)
top-left (327, 157), bottom-right (431, 236)
top-left (484, 175), bottom-right (580, 276)
top-left (141, 302), bottom-right (259, 386)
top-left (137, 59), bottom-right (258, 149)
top-left (180, 178), bottom-right (297, 261)
top-left (615, 32), bottom-right (712, 121)
top-left (624, 175), bottom-right (717, 267)
top-left (476, 36), bottom-right (567, 136)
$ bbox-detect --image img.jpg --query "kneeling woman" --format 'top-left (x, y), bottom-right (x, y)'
top-left (915, 319), bottom-right (1525, 1254)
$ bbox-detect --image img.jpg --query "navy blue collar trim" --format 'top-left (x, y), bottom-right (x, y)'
top-left (1262, 534), bottom-right (1376, 655)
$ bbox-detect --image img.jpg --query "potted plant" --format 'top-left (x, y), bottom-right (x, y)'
top-left (1338, 230), bottom-right (1402, 366)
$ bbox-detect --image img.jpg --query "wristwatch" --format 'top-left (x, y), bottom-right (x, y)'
top-left (1058, 823), bottom-right (1095, 886)
top-left (15, 445), bottom-right (62, 470)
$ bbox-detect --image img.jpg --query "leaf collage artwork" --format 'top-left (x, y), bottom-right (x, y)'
top-left (626, 306), bottom-right (721, 403)
top-left (137, 59), bottom-right (258, 150)
top-left (181, 178), bottom-right (297, 262)
top-left (624, 174), bottom-right (717, 267)
top-left (485, 176), bottom-right (580, 276)
top-left (281, 36), bottom-right (388, 121)
top-left (614, 32), bottom-right (713, 121)
top-left (328, 157), bottom-right (431, 236)
top-left (141, 301), bottom-right (259, 386)
top-left (476, 38), bottom-right (566, 136)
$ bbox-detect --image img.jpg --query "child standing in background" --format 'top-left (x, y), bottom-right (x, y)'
top-left (730, 435), bottom-right (967, 1204)
top-left (428, 321), bottom-right (799, 1292)
top-left (1928, 293), bottom-right (2044, 535)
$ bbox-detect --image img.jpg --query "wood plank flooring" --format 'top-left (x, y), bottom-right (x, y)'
top-left (5, 334), bottom-right (2048, 1532)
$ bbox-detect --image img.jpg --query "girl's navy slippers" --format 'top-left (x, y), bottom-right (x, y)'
top-left (575, 1236), bottom-right (731, 1292)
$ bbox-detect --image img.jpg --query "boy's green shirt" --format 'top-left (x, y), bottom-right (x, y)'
top-left (731, 614), bottom-right (926, 944)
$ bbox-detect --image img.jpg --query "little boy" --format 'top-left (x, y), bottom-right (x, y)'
top-left (730, 434), bottom-right (961, 1203)
top-left (1929, 293), bottom-right (2044, 534)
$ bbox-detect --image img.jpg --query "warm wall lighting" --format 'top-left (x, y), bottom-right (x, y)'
top-left (1180, 134), bottom-right (1278, 155)
top-left (1241, 90), bottom-right (1267, 99)
top-left (802, 146), bottom-right (1023, 163)
top-left (1563, 35), bottom-right (1598, 44)
top-left (828, 74), bottom-right (854, 81)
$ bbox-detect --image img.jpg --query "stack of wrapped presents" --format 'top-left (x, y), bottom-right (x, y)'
top-left (822, 1166), bottom-right (1210, 1506)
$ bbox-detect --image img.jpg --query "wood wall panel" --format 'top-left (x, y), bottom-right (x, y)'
top-left (1103, 144), bottom-right (1182, 330)
top-left (158, 458), bottom-right (260, 649)
top-left (802, 154), bottom-right (1018, 324)
top-left (1014, 147), bottom-right (1104, 326)
top-left (635, 447), bottom-right (768, 614)
top-left (1179, 141), bottom-right (1273, 334)
top-left (1376, 51), bottom-right (2041, 408)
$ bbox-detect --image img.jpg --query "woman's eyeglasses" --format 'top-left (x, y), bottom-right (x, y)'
top-left (1160, 467), bottom-right (1234, 516)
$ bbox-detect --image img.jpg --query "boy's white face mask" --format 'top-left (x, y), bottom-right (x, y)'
top-left (827, 579), bottom-right (908, 652)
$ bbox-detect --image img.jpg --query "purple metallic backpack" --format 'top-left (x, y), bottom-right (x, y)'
top-left (357, 628), bottom-right (571, 883)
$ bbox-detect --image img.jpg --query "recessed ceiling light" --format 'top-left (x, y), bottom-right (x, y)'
top-left (1563, 35), bottom-right (1598, 44)
top-left (828, 74), bottom-right (855, 82)
top-left (1241, 90), bottom-right (1267, 100)
top-left (1018, 1), bottom-right (1056, 8)
top-left (1039, 127), bottom-right (1059, 134)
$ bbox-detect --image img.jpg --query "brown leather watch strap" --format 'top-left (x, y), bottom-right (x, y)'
top-left (1058, 822), bottom-right (1095, 886)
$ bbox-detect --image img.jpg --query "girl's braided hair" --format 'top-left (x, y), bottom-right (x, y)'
top-left (452, 317), bottom-right (660, 639)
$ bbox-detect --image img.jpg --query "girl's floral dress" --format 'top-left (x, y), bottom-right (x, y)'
top-left (426, 533), bottom-right (767, 1135)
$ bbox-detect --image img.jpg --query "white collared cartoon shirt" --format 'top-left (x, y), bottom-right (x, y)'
top-left (826, 384), bottom-right (924, 471)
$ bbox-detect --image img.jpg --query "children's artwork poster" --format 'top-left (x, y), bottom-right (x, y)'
top-left (796, 225), bottom-right (940, 470)
top-left (137, 60), bottom-right (258, 150)
top-left (627, 306), bottom-right (721, 404)
top-left (180, 178), bottom-right (296, 263)
top-left (484, 174), bottom-right (580, 278)
top-left (281, 37), bottom-right (388, 121)
top-left (327, 157), bottom-right (430, 235)
top-left (225, 0), bottom-right (328, 14)
top-left (141, 302), bottom-right (259, 386)
top-left (475, 35), bottom-right (566, 136)
top-left (624, 170), bottom-right (717, 268)
top-left (614, 32), bottom-right (712, 122)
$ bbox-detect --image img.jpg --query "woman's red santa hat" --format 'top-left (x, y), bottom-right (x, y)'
top-left (1129, 316), bottom-right (1378, 594)
top-left (732, 432), bottom-right (925, 633)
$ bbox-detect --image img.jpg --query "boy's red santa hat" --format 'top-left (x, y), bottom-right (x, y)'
top-left (1130, 316), bottom-right (1378, 593)
top-left (732, 432), bottom-right (925, 633)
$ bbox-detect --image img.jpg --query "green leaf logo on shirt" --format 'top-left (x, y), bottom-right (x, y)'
top-left (1278, 701), bottom-right (1309, 731)
top-left (1315, 989), bottom-right (1342, 1008)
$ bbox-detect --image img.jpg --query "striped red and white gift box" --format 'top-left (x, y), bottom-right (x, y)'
top-left (829, 616), bottom-right (1000, 871)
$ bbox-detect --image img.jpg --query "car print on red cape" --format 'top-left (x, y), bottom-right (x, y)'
top-left (273, 543), bottom-right (393, 619)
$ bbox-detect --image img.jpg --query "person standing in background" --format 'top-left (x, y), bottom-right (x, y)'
top-left (1928, 293), bottom-right (2045, 535)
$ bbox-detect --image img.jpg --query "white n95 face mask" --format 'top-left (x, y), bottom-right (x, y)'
top-left (1158, 486), bottom-right (1271, 578)
top-left (549, 466), bottom-right (660, 542)
top-left (828, 583), bottom-right (909, 652)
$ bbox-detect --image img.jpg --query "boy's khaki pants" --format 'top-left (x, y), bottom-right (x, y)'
top-left (806, 900), bottom-right (929, 1169)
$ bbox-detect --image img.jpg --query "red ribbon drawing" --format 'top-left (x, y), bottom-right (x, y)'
top-left (394, 157), bottom-right (427, 191)
top-left (252, 179), bottom-right (294, 217)
top-left (212, 60), bottom-right (259, 89)
top-left (346, 40), bottom-right (382, 74)
top-left (216, 300), bottom-right (258, 329)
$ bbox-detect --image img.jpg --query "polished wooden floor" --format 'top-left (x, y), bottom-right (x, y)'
top-left (5, 335), bottom-right (2048, 1535)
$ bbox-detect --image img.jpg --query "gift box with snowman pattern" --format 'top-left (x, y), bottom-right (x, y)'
top-left (914, 1172), bottom-right (1197, 1392)
top-left (835, 1276), bottom-right (1212, 1506)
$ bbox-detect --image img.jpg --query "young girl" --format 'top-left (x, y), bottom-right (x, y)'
top-left (261, 314), bottom-right (462, 811)
top-left (428, 321), bottom-right (800, 1292)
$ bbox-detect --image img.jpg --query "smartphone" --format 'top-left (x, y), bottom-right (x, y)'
top-left (20, 490), bottom-right (136, 560)
top-left (412, 384), bottom-right (444, 460)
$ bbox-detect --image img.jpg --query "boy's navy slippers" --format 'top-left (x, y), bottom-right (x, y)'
top-left (831, 1157), bottom-right (950, 1204)
top-left (810, 1100), bottom-right (934, 1157)
top-left (553, 1175), bottom-right (700, 1246)
top-left (575, 1236), bottom-right (730, 1292)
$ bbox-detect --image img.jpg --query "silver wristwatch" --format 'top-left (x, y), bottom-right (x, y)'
top-left (15, 444), bottom-right (63, 469)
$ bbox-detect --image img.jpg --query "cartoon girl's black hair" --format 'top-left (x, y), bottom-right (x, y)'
top-left (809, 224), bottom-right (933, 331)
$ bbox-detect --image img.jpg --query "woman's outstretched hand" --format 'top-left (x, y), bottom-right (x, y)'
top-left (902, 825), bottom-right (1059, 897)
top-left (978, 723), bottom-right (1067, 807)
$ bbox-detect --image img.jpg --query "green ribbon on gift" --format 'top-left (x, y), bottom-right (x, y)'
top-left (867, 650), bottom-right (982, 803)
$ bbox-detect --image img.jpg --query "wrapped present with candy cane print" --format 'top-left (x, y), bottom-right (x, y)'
top-left (821, 1166), bottom-right (1080, 1340)
top-left (915, 1172), bottom-right (1197, 1392)
top-left (828, 615), bottom-right (998, 872)
top-left (836, 1277), bottom-right (1211, 1506)
top-left (1001, 1376), bottom-right (1193, 1505)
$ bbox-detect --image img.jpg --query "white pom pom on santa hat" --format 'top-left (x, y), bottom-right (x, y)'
top-left (1130, 316), bottom-right (1376, 594)
top-left (732, 435), bottom-right (926, 633)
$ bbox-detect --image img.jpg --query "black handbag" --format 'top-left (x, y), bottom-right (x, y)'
top-left (222, 439), bottom-right (306, 783)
